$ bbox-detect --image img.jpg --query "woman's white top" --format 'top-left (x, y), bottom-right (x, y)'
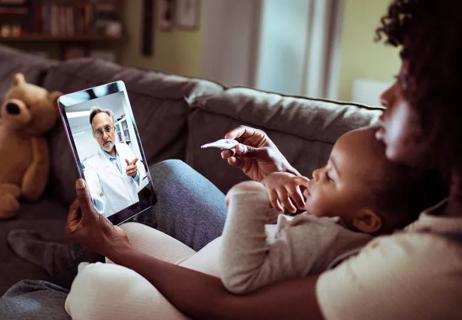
top-left (316, 199), bottom-right (462, 320)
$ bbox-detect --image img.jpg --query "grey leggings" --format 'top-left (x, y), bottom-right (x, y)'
top-left (0, 160), bottom-right (227, 320)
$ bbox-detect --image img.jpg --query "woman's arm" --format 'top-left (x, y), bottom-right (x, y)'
top-left (67, 179), bottom-right (324, 320)
top-left (111, 245), bottom-right (323, 320)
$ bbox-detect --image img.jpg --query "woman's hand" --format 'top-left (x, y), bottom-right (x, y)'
top-left (261, 172), bottom-right (310, 214)
top-left (66, 179), bottom-right (131, 257)
top-left (221, 125), bottom-right (300, 181)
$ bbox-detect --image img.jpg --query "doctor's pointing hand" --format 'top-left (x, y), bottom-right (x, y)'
top-left (125, 158), bottom-right (138, 177)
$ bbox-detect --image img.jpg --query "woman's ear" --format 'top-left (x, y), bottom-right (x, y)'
top-left (352, 208), bottom-right (382, 234)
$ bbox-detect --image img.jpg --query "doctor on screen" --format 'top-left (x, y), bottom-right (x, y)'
top-left (82, 107), bottom-right (146, 217)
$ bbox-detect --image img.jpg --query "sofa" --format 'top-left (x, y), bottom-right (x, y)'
top-left (0, 44), bottom-right (383, 295)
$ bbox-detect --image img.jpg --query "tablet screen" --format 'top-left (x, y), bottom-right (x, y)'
top-left (58, 81), bottom-right (156, 224)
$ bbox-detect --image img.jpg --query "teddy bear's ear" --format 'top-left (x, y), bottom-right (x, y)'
top-left (12, 73), bottom-right (26, 86)
top-left (48, 91), bottom-right (62, 104)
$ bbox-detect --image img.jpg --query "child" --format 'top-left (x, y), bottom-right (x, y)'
top-left (220, 126), bottom-right (444, 293)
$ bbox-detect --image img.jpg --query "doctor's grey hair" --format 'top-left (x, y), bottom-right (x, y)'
top-left (89, 107), bottom-right (114, 125)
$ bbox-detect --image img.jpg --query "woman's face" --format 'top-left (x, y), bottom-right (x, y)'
top-left (376, 62), bottom-right (431, 167)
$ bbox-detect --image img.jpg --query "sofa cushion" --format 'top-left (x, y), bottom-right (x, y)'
top-left (43, 57), bottom-right (123, 93)
top-left (0, 45), bottom-right (55, 99)
top-left (186, 88), bottom-right (384, 192)
top-left (43, 58), bottom-right (223, 204)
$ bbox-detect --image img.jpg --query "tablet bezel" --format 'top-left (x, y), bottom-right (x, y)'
top-left (58, 81), bottom-right (156, 225)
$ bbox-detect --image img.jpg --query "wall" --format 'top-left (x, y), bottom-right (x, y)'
top-left (338, 0), bottom-right (400, 102)
top-left (118, 0), bottom-right (400, 102)
top-left (118, 0), bottom-right (203, 77)
top-left (200, 0), bottom-right (260, 87)
top-left (255, 0), bottom-right (310, 95)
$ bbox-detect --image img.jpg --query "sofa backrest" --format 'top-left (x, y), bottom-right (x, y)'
top-left (186, 88), bottom-right (384, 192)
top-left (0, 45), bottom-right (55, 98)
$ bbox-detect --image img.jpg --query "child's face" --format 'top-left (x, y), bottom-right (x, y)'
top-left (304, 128), bottom-right (384, 224)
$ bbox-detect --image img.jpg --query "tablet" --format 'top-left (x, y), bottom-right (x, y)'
top-left (58, 81), bottom-right (156, 225)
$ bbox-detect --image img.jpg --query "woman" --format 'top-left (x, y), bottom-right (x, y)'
top-left (64, 0), bottom-right (462, 319)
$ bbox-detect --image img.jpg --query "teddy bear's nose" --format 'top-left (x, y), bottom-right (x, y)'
top-left (6, 102), bottom-right (20, 115)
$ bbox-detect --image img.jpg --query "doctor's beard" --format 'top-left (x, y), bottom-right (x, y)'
top-left (102, 141), bottom-right (115, 153)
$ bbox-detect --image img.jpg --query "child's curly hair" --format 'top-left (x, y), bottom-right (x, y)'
top-left (375, 0), bottom-right (462, 174)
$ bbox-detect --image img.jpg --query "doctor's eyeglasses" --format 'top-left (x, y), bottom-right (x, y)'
top-left (93, 125), bottom-right (114, 138)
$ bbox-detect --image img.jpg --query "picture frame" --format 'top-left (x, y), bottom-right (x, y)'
top-left (157, 0), bottom-right (174, 31)
top-left (175, 0), bottom-right (199, 29)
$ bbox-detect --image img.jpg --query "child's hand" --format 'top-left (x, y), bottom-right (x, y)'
top-left (261, 172), bottom-right (310, 214)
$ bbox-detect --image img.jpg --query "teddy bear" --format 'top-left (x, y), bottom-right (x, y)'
top-left (0, 73), bottom-right (61, 219)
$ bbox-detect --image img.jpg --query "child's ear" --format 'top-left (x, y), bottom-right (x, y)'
top-left (352, 208), bottom-right (382, 234)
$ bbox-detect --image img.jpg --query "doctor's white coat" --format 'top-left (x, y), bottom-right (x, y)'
top-left (83, 142), bottom-right (146, 217)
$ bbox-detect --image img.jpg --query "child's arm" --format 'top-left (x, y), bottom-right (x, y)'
top-left (221, 181), bottom-right (371, 295)
top-left (261, 172), bottom-right (310, 214)
top-left (221, 181), bottom-right (322, 294)
top-left (221, 181), bottom-right (279, 294)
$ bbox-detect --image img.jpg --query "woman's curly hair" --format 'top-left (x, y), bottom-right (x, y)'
top-left (375, 0), bottom-right (462, 172)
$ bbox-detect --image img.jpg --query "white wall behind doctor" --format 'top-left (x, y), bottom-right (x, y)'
top-left (73, 131), bottom-right (97, 162)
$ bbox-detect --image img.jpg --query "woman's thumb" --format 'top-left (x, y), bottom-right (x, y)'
top-left (234, 144), bottom-right (268, 159)
top-left (75, 179), bottom-right (93, 213)
top-left (76, 178), bottom-right (86, 194)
